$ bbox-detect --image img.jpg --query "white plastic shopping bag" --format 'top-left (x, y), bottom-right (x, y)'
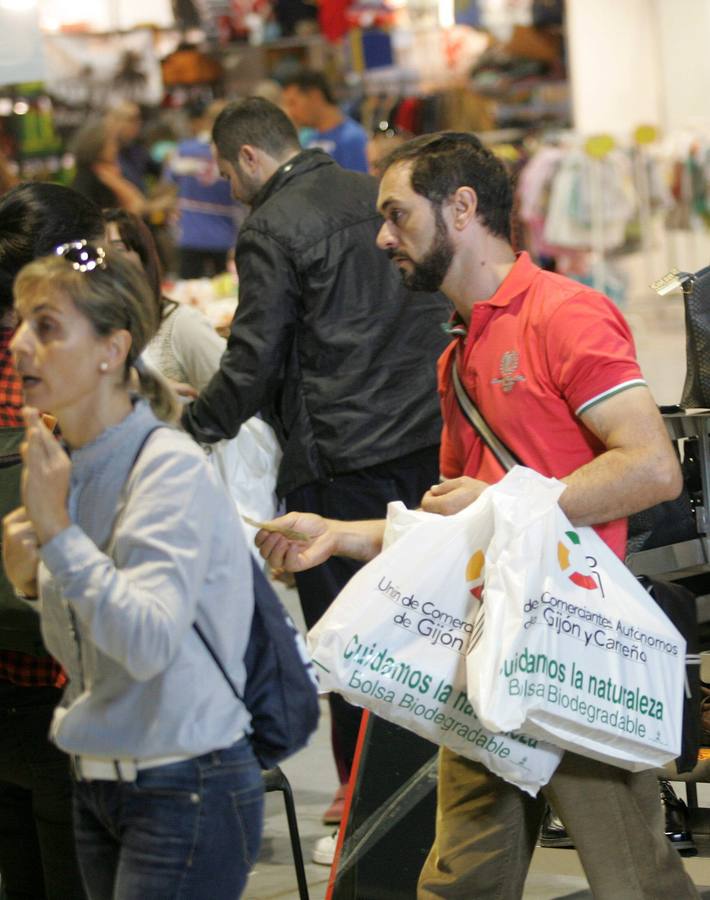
top-left (209, 417), bottom-right (282, 556)
top-left (467, 467), bottom-right (685, 771)
top-left (308, 495), bottom-right (563, 796)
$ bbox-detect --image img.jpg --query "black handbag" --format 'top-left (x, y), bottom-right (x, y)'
top-left (680, 263), bottom-right (710, 410)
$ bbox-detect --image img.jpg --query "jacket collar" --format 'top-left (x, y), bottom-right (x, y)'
top-left (69, 399), bottom-right (158, 485)
top-left (250, 148), bottom-right (336, 211)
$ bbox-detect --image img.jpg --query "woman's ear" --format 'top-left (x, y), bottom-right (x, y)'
top-left (103, 329), bottom-right (133, 373)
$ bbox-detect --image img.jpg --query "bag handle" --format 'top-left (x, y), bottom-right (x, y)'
top-left (451, 360), bottom-right (520, 473)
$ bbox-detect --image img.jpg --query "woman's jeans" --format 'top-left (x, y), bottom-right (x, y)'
top-left (72, 738), bottom-right (264, 900)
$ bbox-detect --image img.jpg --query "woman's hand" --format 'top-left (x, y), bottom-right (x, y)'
top-left (2, 506), bottom-right (40, 596)
top-left (21, 408), bottom-right (71, 546)
top-left (420, 477), bottom-right (489, 516)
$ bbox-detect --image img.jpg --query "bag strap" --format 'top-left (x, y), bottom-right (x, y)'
top-left (451, 360), bottom-right (520, 473)
top-left (127, 424), bottom-right (245, 704)
top-left (192, 620), bottom-right (245, 703)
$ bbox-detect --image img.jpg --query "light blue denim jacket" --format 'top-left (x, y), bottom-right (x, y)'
top-left (35, 400), bottom-right (253, 759)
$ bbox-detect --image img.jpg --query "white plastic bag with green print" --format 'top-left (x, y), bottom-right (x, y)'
top-left (307, 494), bottom-right (562, 796)
top-left (467, 467), bottom-right (685, 771)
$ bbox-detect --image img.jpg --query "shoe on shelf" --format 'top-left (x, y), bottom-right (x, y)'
top-left (539, 805), bottom-right (575, 849)
top-left (323, 783), bottom-right (347, 825)
top-left (660, 779), bottom-right (698, 857)
top-left (313, 830), bottom-right (338, 867)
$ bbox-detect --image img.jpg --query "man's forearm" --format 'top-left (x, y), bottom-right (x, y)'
top-left (559, 446), bottom-right (682, 527)
top-left (332, 518), bottom-right (386, 562)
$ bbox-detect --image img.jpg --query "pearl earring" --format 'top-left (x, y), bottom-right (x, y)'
top-left (99, 361), bottom-right (108, 372)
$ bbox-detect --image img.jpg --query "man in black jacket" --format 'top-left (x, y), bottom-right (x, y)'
top-left (181, 98), bottom-right (449, 815)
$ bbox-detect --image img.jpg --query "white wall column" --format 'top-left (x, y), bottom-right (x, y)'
top-left (566, 0), bottom-right (662, 135)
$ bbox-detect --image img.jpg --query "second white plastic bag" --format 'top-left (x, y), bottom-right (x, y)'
top-left (467, 467), bottom-right (685, 771)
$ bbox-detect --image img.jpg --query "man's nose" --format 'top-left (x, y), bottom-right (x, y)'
top-left (376, 221), bottom-right (396, 251)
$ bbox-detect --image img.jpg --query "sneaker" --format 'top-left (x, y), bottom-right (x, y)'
top-left (313, 830), bottom-right (338, 866)
top-left (539, 805), bottom-right (575, 849)
top-left (660, 780), bottom-right (698, 857)
top-left (323, 784), bottom-right (347, 825)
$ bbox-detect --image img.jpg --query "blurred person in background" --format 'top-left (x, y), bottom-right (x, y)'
top-left (0, 150), bottom-right (18, 198)
top-left (0, 182), bottom-right (103, 900)
top-left (366, 124), bottom-right (411, 179)
top-left (105, 101), bottom-right (161, 194)
top-left (4, 246), bottom-right (262, 900)
top-left (104, 208), bottom-right (225, 390)
top-left (165, 100), bottom-right (245, 280)
top-left (253, 79), bottom-right (284, 106)
top-left (71, 121), bottom-right (174, 222)
top-left (282, 70), bottom-right (369, 173)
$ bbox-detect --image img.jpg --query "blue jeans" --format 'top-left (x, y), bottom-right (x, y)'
top-left (72, 738), bottom-right (264, 900)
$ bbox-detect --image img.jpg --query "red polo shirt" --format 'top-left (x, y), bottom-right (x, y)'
top-left (438, 252), bottom-right (646, 558)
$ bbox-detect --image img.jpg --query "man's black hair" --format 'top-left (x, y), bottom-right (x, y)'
top-left (281, 69), bottom-right (336, 106)
top-left (380, 132), bottom-right (513, 243)
top-left (212, 97), bottom-right (300, 165)
top-left (0, 182), bottom-right (104, 310)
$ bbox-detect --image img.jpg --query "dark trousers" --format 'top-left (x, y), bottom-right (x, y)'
top-left (286, 445), bottom-right (440, 783)
top-left (178, 248), bottom-right (230, 280)
top-left (0, 681), bottom-right (85, 899)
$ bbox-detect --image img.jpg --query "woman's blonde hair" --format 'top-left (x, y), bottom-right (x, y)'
top-left (14, 248), bottom-right (180, 422)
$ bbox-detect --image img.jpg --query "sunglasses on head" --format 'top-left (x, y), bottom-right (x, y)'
top-left (54, 240), bottom-right (107, 273)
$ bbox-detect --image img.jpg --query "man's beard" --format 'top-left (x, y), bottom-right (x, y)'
top-left (390, 209), bottom-right (454, 292)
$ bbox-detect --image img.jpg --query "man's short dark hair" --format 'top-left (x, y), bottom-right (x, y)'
top-left (212, 97), bottom-right (300, 165)
top-left (381, 132), bottom-right (513, 243)
top-left (282, 70), bottom-right (336, 105)
top-left (0, 182), bottom-right (104, 310)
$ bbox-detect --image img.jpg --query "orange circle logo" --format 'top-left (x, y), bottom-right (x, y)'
top-left (466, 549), bottom-right (485, 600)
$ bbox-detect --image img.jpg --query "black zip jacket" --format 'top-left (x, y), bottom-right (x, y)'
top-left (182, 149), bottom-right (451, 497)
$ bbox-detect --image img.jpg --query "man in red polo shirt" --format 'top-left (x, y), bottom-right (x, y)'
top-left (256, 132), bottom-right (698, 898)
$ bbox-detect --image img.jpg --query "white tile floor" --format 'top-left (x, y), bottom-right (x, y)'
top-left (245, 225), bottom-right (710, 898)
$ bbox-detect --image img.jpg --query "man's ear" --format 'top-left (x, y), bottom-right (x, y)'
top-left (239, 144), bottom-right (259, 172)
top-left (451, 186), bottom-right (478, 230)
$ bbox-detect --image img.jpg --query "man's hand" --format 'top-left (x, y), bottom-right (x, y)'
top-left (255, 512), bottom-right (338, 572)
top-left (2, 506), bottom-right (40, 596)
top-left (255, 513), bottom-right (385, 571)
top-left (421, 477), bottom-right (489, 516)
top-left (21, 408), bottom-right (71, 546)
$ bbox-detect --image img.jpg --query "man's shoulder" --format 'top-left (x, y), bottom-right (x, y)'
top-left (526, 268), bottom-right (619, 321)
top-left (242, 165), bottom-right (378, 244)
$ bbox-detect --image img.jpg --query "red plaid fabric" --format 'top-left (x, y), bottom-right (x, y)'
top-left (0, 326), bottom-right (23, 427)
top-left (0, 650), bottom-right (66, 688)
top-left (0, 326), bottom-right (66, 689)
